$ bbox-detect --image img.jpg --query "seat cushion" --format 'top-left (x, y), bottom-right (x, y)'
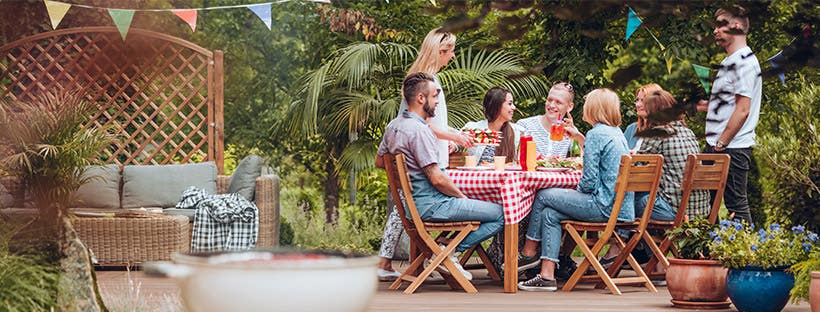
top-left (122, 162), bottom-right (217, 209)
top-left (71, 164), bottom-right (121, 209)
top-left (227, 155), bottom-right (263, 201)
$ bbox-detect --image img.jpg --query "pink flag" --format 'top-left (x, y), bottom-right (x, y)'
top-left (172, 9), bottom-right (197, 32)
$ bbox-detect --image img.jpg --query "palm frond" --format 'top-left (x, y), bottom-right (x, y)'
top-left (337, 138), bottom-right (378, 173)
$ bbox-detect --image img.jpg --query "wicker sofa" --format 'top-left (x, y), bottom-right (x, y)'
top-left (0, 163), bottom-right (280, 266)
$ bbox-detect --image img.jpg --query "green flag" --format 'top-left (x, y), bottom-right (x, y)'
top-left (108, 9), bottom-right (135, 41)
top-left (692, 64), bottom-right (711, 94)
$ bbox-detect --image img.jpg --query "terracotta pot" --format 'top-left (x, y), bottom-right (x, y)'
top-left (666, 258), bottom-right (731, 309)
top-left (810, 271), bottom-right (820, 312)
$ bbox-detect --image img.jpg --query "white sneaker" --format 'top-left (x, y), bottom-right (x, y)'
top-left (432, 245), bottom-right (473, 281)
top-left (377, 268), bottom-right (402, 279)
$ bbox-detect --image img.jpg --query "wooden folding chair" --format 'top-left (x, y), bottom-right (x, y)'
top-left (641, 154), bottom-right (731, 278)
top-left (561, 154), bottom-right (663, 295)
top-left (382, 153), bottom-right (495, 294)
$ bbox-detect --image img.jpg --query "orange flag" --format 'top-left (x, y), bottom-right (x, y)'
top-left (172, 9), bottom-right (197, 32)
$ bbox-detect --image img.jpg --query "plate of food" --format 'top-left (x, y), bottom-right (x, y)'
top-left (462, 128), bottom-right (501, 145)
top-left (456, 166), bottom-right (493, 171)
top-left (536, 167), bottom-right (571, 172)
top-left (535, 156), bottom-right (583, 171)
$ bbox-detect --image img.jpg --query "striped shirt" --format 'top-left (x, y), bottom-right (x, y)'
top-left (517, 116), bottom-right (573, 157)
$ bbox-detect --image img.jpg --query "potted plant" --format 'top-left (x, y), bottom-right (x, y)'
top-left (789, 243), bottom-right (820, 310)
top-left (710, 221), bottom-right (818, 312)
top-left (665, 218), bottom-right (731, 309)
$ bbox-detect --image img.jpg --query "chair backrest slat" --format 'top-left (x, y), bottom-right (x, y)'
top-left (383, 153), bottom-right (438, 248)
top-left (675, 154), bottom-right (731, 225)
top-left (604, 154), bottom-right (664, 232)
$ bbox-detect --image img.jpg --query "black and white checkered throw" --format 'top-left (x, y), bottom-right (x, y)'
top-left (177, 186), bottom-right (258, 252)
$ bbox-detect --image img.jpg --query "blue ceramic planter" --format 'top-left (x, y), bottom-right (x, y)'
top-left (726, 265), bottom-right (794, 312)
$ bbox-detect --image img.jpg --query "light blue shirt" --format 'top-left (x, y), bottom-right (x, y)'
top-left (577, 123), bottom-right (634, 221)
top-left (623, 122), bottom-right (638, 150)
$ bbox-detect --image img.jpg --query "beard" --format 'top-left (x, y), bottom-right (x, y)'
top-left (422, 98), bottom-right (436, 118)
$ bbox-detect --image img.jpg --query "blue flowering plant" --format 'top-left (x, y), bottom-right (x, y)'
top-left (708, 220), bottom-right (818, 269)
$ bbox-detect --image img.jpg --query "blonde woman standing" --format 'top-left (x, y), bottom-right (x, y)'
top-left (377, 28), bottom-right (473, 278)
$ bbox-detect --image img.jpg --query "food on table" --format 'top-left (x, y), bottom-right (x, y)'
top-left (463, 128), bottom-right (501, 145)
top-left (535, 156), bottom-right (583, 170)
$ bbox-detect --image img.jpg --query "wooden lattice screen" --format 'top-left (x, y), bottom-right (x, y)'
top-left (0, 27), bottom-right (224, 173)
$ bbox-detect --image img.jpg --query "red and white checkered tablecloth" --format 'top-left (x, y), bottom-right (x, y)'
top-left (448, 169), bottom-right (582, 224)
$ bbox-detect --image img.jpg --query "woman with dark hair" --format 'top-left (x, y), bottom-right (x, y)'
top-left (462, 87), bottom-right (522, 164)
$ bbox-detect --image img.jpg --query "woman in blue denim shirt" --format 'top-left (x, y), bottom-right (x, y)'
top-left (516, 88), bottom-right (633, 291)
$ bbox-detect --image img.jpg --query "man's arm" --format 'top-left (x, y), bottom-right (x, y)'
top-left (429, 124), bottom-right (474, 148)
top-left (715, 95), bottom-right (751, 151)
top-left (422, 164), bottom-right (466, 198)
top-left (375, 154), bottom-right (385, 169)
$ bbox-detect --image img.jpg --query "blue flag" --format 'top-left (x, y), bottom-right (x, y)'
top-left (248, 3), bottom-right (272, 30)
top-left (625, 7), bottom-right (642, 41)
top-left (767, 51), bottom-right (786, 85)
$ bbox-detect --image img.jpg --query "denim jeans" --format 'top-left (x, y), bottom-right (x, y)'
top-left (527, 188), bottom-right (609, 262)
top-left (410, 176), bottom-right (504, 253)
top-left (704, 145), bottom-right (753, 224)
top-left (635, 192), bottom-right (676, 221)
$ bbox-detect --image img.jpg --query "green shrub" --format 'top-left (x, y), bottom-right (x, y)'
top-left (757, 77), bottom-right (819, 232)
top-left (0, 220), bottom-right (59, 312)
top-left (790, 248), bottom-right (820, 303)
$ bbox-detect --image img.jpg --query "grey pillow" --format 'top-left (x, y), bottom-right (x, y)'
top-left (71, 164), bottom-right (121, 208)
top-left (122, 162), bottom-right (217, 209)
top-left (228, 155), bottom-right (263, 201)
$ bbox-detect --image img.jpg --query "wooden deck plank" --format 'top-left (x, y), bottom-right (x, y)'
top-left (95, 268), bottom-right (812, 312)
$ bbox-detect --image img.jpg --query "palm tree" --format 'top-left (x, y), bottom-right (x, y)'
top-left (283, 41), bottom-right (549, 223)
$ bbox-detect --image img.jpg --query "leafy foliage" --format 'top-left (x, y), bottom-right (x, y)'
top-left (709, 221), bottom-right (818, 269)
top-left (667, 218), bottom-right (719, 260)
top-left (0, 92), bottom-right (115, 232)
top-left (757, 77), bottom-right (820, 232)
top-left (789, 248), bottom-right (820, 303)
top-left (0, 220), bottom-right (59, 312)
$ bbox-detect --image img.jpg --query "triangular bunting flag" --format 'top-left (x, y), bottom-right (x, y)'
top-left (767, 51), bottom-right (786, 85)
top-left (44, 0), bottom-right (71, 30)
top-left (692, 64), bottom-right (711, 94)
top-left (172, 10), bottom-right (197, 32)
top-left (625, 7), bottom-right (642, 41)
top-left (108, 9), bottom-right (135, 41)
top-left (248, 3), bottom-right (272, 30)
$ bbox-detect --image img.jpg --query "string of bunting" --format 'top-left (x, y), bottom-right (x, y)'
top-left (624, 6), bottom-right (787, 92)
top-left (43, 0), bottom-right (329, 40)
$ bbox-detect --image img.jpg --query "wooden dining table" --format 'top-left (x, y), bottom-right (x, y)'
top-left (447, 168), bottom-right (582, 293)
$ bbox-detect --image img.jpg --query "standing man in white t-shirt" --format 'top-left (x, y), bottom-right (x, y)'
top-left (697, 5), bottom-right (762, 224)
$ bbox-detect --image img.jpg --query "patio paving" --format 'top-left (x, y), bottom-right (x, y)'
top-left (96, 266), bottom-right (813, 312)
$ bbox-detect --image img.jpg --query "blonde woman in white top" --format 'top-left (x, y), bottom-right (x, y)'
top-left (378, 27), bottom-right (473, 278)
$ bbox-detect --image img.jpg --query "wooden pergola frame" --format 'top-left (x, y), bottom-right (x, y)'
top-left (0, 27), bottom-right (224, 173)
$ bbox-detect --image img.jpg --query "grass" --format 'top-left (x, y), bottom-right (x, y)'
top-left (0, 218), bottom-right (59, 312)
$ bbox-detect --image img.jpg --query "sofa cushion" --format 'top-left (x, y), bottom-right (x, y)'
top-left (228, 155), bottom-right (263, 201)
top-left (163, 208), bottom-right (195, 222)
top-left (122, 162), bottom-right (217, 209)
top-left (71, 164), bottom-right (121, 209)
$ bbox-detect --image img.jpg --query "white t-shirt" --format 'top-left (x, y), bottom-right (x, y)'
top-left (705, 46), bottom-right (762, 148)
top-left (398, 76), bottom-right (449, 168)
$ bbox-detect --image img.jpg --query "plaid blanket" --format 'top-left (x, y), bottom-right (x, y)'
top-left (177, 186), bottom-right (258, 252)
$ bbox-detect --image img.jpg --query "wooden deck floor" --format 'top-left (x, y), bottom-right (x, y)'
top-left (96, 267), bottom-right (812, 312)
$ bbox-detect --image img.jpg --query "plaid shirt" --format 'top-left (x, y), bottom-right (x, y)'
top-left (177, 187), bottom-right (258, 252)
top-left (639, 121), bottom-right (710, 219)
